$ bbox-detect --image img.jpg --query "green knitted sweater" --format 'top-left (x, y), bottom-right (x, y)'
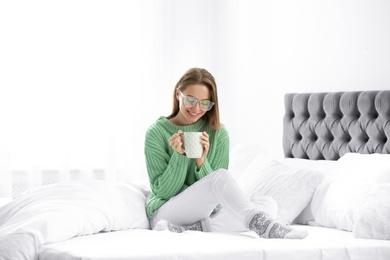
top-left (144, 116), bottom-right (230, 219)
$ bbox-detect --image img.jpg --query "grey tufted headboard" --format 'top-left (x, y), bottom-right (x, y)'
top-left (283, 91), bottom-right (390, 160)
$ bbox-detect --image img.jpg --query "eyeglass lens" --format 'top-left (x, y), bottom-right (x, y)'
top-left (183, 96), bottom-right (213, 111)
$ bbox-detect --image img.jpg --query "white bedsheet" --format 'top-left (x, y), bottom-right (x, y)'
top-left (40, 225), bottom-right (390, 260)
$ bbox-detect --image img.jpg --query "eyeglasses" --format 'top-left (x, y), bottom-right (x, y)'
top-left (179, 91), bottom-right (214, 111)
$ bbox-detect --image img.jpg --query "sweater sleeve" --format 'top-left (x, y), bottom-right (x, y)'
top-left (144, 129), bottom-right (189, 200)
top-left (195, 126), bottom-right (230, 180)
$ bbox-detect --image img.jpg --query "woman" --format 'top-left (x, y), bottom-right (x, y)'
top-left (144, 68), bottom-right (307, 239)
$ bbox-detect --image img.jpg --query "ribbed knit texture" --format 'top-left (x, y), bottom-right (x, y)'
top-left (144, 116), bottom-right (230, 219)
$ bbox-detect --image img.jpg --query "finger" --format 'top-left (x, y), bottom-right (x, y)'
top-left (169, 138), bottom-right (180, 151)
top-left (201, 141), bottom-right (209, 152)
top-left (172, 141), bottom-right (183, 154)
top-left (169, 138), bottom-right (177, 147)
top-left (201, 140), bottom-right (208, 146)
top-left (201, 135), bottom-right (209, 142)
top-left (170, 132), bottom-right (182, 143)
top-left (177, 142), bottom-right (184, 154)
top-left (169, 134), bottom-right (177, 143)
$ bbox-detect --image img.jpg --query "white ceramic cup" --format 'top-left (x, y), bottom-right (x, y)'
top-left (183, 132), bottom-right (203, 159)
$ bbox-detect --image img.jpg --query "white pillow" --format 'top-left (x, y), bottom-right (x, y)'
top-left (240, 159), bottom-right (324, 224)
top-left (311, 153), bottom-right (390, 231)
top-left (281, 158), bottom-right (339, 225)
top-left (353, 184), bottom-right (390, 240)
top-left (238, 155), bottom-right (338, 225)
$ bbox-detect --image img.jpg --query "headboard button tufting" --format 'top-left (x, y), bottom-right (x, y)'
top-left (283, 91), bottom-right (390, 160)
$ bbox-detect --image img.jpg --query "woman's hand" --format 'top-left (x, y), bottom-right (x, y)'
top-left (196, 131), bottom-right (209, 170)
top-left (169, 130), bottom-right (185, 155)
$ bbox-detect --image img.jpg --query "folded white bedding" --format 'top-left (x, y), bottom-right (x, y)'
top-left (0, 181), bottom-right (150, 260)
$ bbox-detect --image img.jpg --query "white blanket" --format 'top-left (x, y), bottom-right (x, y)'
top-left (0, 181), bottom-right (150, 260)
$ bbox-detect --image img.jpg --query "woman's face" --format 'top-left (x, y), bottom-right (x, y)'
top-left (175, 84), bottom-right (211, 125)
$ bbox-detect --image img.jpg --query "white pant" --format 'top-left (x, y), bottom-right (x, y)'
top-left (150, 169), bottom-right (277, 232)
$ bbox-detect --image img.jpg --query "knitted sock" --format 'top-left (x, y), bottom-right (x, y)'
top-left (154, 220), bottom-right (206, 233)
top-left (248, 212), bottom-right (308, 239)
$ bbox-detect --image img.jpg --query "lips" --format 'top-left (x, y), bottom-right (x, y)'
top-left (187, 110), bottom-right (200, 118)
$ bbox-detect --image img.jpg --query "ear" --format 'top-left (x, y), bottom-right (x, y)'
top-left (175, 89), bottom-right (180, 100)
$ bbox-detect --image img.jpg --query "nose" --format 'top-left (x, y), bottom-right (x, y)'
top-left (192, 101), bottom-right (202, 112)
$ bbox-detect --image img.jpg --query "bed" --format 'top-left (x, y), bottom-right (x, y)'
top-left (1, 90), bottom-right (390, 260)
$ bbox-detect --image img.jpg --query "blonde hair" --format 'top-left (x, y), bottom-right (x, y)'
top-left (167, 68), bottom-right (221, 130)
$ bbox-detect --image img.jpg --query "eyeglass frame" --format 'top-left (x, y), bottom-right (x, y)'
top-left (179, 91), bottom-right (215, 111)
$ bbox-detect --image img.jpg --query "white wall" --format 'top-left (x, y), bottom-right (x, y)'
top-left (221, 0), bottom-right (390, 155)
top-left (0, 0), bottom-right (389, 196)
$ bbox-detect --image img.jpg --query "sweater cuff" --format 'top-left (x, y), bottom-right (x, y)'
top-left (171, 151), bottom-right (189, 168)
top-left (195, 158), bottom-right (213, 180)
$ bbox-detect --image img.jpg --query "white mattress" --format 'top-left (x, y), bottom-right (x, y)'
top-left (39, 225), bottom-right (390, 260)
